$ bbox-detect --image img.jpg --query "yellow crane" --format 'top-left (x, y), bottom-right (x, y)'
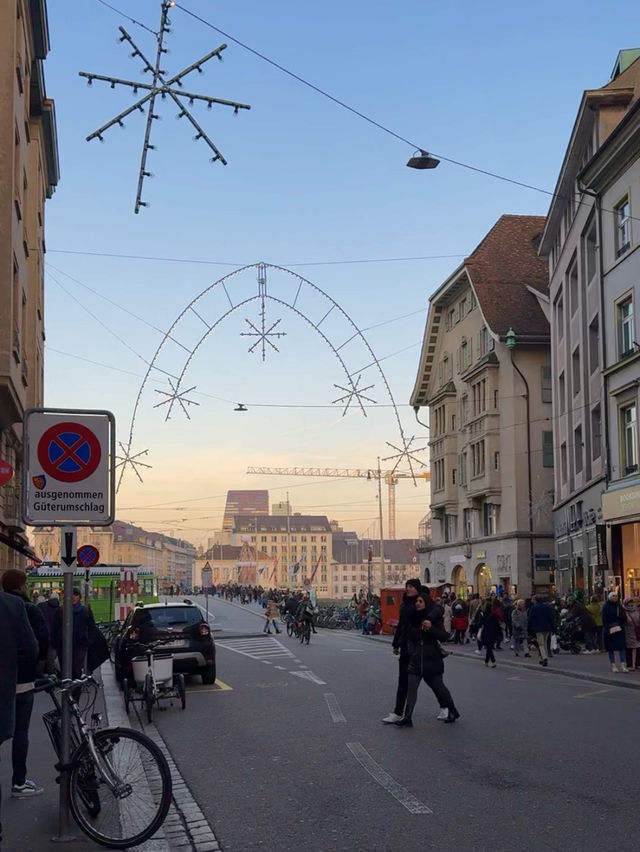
top-left (246, 466), bottom-right (430, 540)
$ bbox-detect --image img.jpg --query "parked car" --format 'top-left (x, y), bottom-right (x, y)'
top-left (114, 600), bottom-right (216, 685)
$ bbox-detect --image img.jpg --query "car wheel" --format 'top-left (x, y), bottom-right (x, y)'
top-left (201, 663), bottom-right (216, 684)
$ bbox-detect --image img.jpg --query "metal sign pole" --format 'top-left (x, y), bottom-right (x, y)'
top-left (54, 525), bottom-right (77, 842)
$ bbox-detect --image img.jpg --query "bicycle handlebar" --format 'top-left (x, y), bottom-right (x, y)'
top-left (31, 674), bottom-right (97, 695)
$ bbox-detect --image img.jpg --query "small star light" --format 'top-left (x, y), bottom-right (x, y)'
top-left (382, 435), bottom-right (428, 482)
top-left (79, 1), bottom-right (251, 212)
top-left (115, 441), bottom-right (152, 487)
top-left (332, 374), bottom-right (376, 417)
top-left (240, 264), bottom-right (286, 360)
top-left (154, 378), bottom-right (200, 420)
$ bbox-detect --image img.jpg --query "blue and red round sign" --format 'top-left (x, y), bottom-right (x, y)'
top-left (77, 545), bottom-right (100, 568)
top-left (37, 422), bottom-right (101, 483)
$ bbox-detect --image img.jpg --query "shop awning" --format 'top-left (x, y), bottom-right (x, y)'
top-left (0, 531), bottom-right (41, 564)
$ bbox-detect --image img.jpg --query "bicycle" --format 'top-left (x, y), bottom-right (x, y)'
top-left (284, 612), bottom-right (297, 638)
top-left (300, 620), bottom-right (311, 645)
top-left (123, 640), bottom-right (186, 723)
top-left (33, 674), bottom-right (172, 849)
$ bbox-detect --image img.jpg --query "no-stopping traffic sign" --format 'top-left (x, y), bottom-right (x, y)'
top-left (22, 408), bottom-right (115, 527)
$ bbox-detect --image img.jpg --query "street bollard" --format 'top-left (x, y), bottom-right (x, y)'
top-left (53, 525), bottom-right (76, 843)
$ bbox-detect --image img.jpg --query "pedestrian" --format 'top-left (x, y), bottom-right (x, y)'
top-left (442, 597), bottom-right (452, 638)
top-left (527, 594), bottom-right (555, 667)
top-left (382, 578), bottom-right (421, 724)
top-left (263, 598), bottom-right (281, 634)
top-left (566, 596), bottom-right (597, 653)
top-left (622, 597), bottom-right (640, 670)
top-left (481, 601), bottom-right (500, 668)
top-left (38, 593), bottom-right (60, 673)
top-left (586, 595), bottom-right (604, 651)
top-left (511, 599), bottom-right (530, 657)
top-left (493, 598), bottom-right (505, 649)
top-left (0, 588), bottom-right (38, 843)
top-left (451, 598), bottom-right (468, 644)
top-left (602, 592), bottom-right (628, 672)
top-left (1, 569), bottom-right (49, 799)
top-left (358, 596), bottom-right (368, 628)
top-left (364, 605), bottom-right (378, 636)
top-left (51, 587), bottom-right (96, 678)
top-left (394, 590), bottom-right (460, 726)
top-left (473, 600), bottom-right (486, 655)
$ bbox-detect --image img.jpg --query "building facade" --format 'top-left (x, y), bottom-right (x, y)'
top-left (0, 0), bottom-right (59, 572)
top-left (222, 490), bottom-right (269, 531)
top-left (577, 62), bottom-right (640, 598)
top-left (330, 535), bottom-right (419, 600)
top-left (539, 49), bottom-right (640, 596)
top-left (411, 216), bottom-right (555, 597)
top-left (194, 544), bottom-right (275, 588)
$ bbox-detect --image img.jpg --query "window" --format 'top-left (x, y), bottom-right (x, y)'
top-left (494, 451), bottom-right (500, 470)
top-left (561, 442), bottom-right (568, 484)
top-left (459, 452), bottom-right (467, 486)
top-left (494, 389), bottom-right (498, 409)
top-left (463, 508), bottom-right (474, 539)
top-left (591, 405), bottom-right (601, 461)
top-left (556, 296), bottom-right (564, 341)
top-left (483, 503), bottom-right (499, 536)
top-left (583, 219), bottom-right (597, 284)
top-left (569, 259), bottom-right (579, 317)
top-left (589, 316), bottom-right (599, 374)
top-left (478, 326), bottom-right (490, 357)
top-left (621, 403), bottom-right (638, 475)
top-left (451, 414), bottom-right (456, 432)
top-left (472, 379), bottom-right (486, 415)
top-left (461, 395), bottom-right (469, 424)
top-left (471, 440), bottom-right (485, 477)
top-left (445, 308), bottom-right (454, 331)
top-left (542, 431), bottom-right (554, 467)
top-left (615, 197), bottom-right (631, 256)
top-left (452, 468), bottom-right (457, 485)
top-left (458, 296), bottom-right (467, 321)
top-left (559, 372), bottom-right (565, 415)
top-left (541, 365), bottom-right (552, 403)
top-left (445, 514), bottom-right (457, 543)
top-left (617, 297), bottom-right (634, 359)
top-left (574, 425), bottom-right (583, 475)
top-left (433, 459), bottom-right (445, 491)
top-left (572, 347), bottom-right (581, 396)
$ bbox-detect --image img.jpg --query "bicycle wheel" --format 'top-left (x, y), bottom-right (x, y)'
top-left (144, 674), bottom-right (154, 724)
top-left (175, 674), bottom-right (186, 710)
top-left (69, 727), bottom-right (172, 849)
top-left (303, 623), bottom-right (311, 645)
top-left (286, 620), bottom-right (294, 637)
top-left (123, 678), bottom-right (131, 715)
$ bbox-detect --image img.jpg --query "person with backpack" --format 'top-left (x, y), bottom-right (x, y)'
top-left (451, 598), bottom-right (469, 644)
top-left (51, 587), bottom-right (96, 678)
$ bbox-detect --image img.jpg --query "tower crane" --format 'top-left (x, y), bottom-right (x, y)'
top-left (245, 466), bottom-right (430, 540)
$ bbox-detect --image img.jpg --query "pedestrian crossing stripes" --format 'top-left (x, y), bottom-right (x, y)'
top-left (215, 636), bottom-right (295, 661)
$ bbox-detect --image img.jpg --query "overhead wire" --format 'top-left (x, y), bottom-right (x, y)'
top-left (94, 0), bottom-right (158, 35)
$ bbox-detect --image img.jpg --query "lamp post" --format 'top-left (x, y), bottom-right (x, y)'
top-left (505, 327), bottom-right (534, 596)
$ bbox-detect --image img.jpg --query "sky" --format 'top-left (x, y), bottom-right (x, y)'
top-left (41, 0), bottom-right (638, 546)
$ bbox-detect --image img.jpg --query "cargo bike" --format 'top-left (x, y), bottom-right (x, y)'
top-left (123, 640), bottom-right (186, 723)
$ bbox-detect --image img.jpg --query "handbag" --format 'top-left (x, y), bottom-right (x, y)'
top-left (87, 624), bottom-right (110, 672)
top-left (436, 641), bottom-right (450, 658)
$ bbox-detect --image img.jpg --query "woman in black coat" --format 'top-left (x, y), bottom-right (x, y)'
top-left (395, 591), bottom-right (460, 726)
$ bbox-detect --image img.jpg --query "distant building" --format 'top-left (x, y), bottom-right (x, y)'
top-left (222, 490), bottom-right (269, 530)
top-left (411, 215), bottom-right (554, 597)
top-left (330, 535), bottom-right (419, 599)
top-left (271, 500), bottom-right (291, 516)
top-left (0, 0), bottom-right (59, 573)
top-left (194, 543), bottom-right (275, 587)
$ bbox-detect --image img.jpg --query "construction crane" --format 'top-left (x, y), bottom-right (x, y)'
top-left (246, 466), bottom-right (430, 540)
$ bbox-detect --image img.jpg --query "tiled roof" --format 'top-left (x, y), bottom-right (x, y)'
top-left (465, 215), bottom-right (549, 338)
top-left (232, 514), bottom-right (332, 532)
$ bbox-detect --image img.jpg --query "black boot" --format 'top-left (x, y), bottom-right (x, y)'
top-left (394, 717), bottom-right (413, 727)
top-left (444, 706), bottom-right (460, 724)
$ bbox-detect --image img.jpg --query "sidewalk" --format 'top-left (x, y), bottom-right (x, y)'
top-left (0, 692), bottom-right (104, 851)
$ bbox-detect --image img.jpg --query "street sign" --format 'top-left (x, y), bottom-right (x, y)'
top-left (0, 459), bottom-right (14, 486)
top-left (22, 408), bottom-right (115, 526)
top-left (77, 544), bottom-right (100, 568)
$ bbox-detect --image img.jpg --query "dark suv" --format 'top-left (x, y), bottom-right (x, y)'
top-left (114, 601), bottom-right (216, 684)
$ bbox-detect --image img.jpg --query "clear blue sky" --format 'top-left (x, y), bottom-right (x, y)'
top-left (42, 0), bottom-right (637, 544)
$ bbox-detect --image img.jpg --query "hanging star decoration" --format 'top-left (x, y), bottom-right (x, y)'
top-left (79, 1), bottom-right (250, 212)
top-left (115, 442), bottom-right (152, 487)
top-left (382, 435), bottom-right (428, 482)
top-left (240, 265), bottom-right (286, 360)
top-left (154, 378), bottom-right (200, 420)
top-left (332, 373), bottom-right (377, 417)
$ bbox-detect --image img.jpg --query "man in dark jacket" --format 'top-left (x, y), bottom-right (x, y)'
top-left (382, 578), bottom-right (423, 723)
top-left (528, 595), bottom-right (556, 667)
top-left (0, 589), bottom-right (38, 840)
top-left (1, 569), bottom-right (49, 798)
top-left (38, 593), bottom-right (60, 673)
top-left (51, 587), bottom-right (96, 678)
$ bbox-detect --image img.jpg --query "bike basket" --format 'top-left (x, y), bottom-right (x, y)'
top-left (131, 652), bottom-right (173, 685)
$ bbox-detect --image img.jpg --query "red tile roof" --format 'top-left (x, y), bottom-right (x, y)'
top-left (465, 215), bottom-right (549, 338)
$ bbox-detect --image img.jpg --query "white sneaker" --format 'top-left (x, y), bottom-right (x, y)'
top-left (382, 712), bottom-right (403, 724)
top-left (621, 663), bottom-right (629, 672)
top-left (11, 780), bottom-right (43, 798)
top-left (611, 664), bottom-right (620, 673)
top-left (474, 649), bottom-right (482, 655)
top-left (436, 708), bottom-right (449, 720)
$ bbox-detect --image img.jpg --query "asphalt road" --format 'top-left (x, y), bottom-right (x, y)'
top-left (154, 596), bottom-right (637, 852)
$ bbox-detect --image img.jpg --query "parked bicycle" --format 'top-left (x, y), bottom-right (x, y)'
top-left (123, 639), bottom-right (186, 722)
top-left (33, 674), bottom-right (172, 849)
top-left (96, 621), bottom-right (123, 664)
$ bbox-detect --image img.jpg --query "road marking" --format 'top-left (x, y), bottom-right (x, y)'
top-left (274, 665), bottom-right (287, 670)
top-left (187, 678), bottom-right (233, 692)
top-left (506, 676), bottom-right (522, 680)
top-left (216, 636), bottom-right (295, 662)
top-left (346, 743), bottom-right (432, 814)
top-left (574, 687), bottom-right (613, 699)
top-left (341, 649), bottom-right (365, 652)
top-left (291, 670), bottom-right (327, 685)
top-left (324, 693), bottom-right (346, 723)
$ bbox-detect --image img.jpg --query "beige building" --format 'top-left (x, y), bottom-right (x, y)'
top-left (539, 49), bottom-right (640, 596)
top-left (194, 544), bottom-right (275, 588)
top-left (411, 216), bottom-right (555, 597)
top-left (330, 536), bottom-right (419, 600)
top-left (0, 0), bottom-right (59, 572)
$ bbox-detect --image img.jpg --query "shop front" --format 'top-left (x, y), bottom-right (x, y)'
top-left (553, 482), bottom-right (606, 597)
top-left (603, 482), bottom-right (640, 599)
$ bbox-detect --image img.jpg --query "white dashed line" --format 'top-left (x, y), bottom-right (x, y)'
top-left (324, 693), bottom-right (346, 723)
top-left (346, 742), bottom-right (432, 814)
top-left (290, 670), bottom-right (327, 685)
